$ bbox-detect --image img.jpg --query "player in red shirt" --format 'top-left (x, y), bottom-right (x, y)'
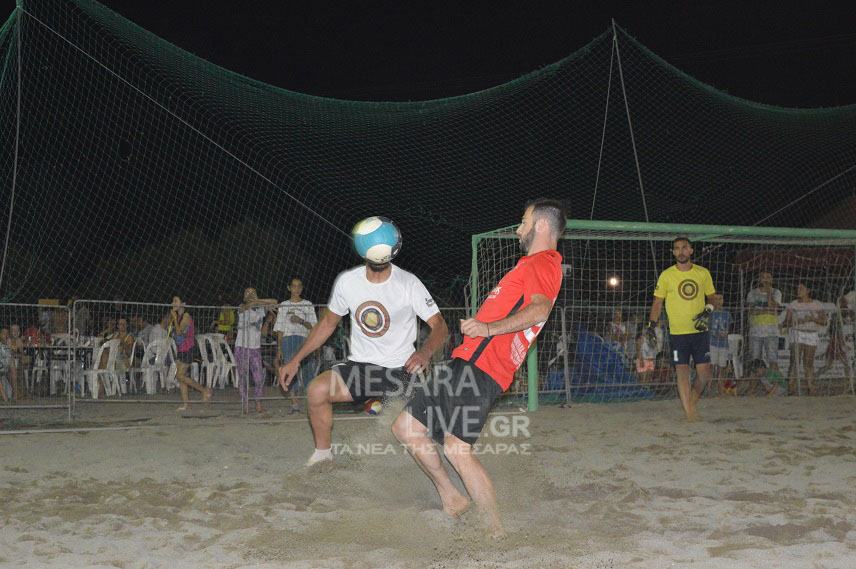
top-left (393, 198), bottom-right (565, 538)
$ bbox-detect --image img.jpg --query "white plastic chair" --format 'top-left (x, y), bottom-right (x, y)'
top-left (26, 350), bottom-right (50, 395)
top-left (126, 337), bottom-right (147, 394)
top-left (49, 336), bottom-right (76, 395)
top-left (210, 333), bottom-right (236, 389)
top-left (82, 339), bottom-right (120, 399)
top-left (195, 334), bottom-right (221, 388)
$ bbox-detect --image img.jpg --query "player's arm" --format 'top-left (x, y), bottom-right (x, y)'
top-left (278, 308), bottom-right (342, 390)
top-left (404, 313), bottom-right (448, 374)
top-left (648, 296), bottom-right (664, 323)
top-left (460, 294), bottom-right (553, 338)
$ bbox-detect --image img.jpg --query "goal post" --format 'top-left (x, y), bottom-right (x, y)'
top-left (469, 220), bottom-right (856, 410)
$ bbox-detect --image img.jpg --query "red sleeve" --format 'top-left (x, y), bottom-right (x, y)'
top-left (524, 256), bottom-right (562, 302)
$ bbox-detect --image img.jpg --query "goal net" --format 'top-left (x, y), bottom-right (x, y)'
top-left (469, 220), bottom-right (856, 406)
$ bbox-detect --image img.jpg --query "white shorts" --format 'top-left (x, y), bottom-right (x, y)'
top-left (710, 345), bottom-right (730, 367)
top-left (791, 330), bottom-right (819, 347)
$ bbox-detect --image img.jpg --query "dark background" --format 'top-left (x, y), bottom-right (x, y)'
top-left (5, 0), bottom-right (856, 106)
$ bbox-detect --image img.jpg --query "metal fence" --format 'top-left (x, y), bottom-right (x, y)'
top-left (0, 303), bottom-right (72, 423)
top-left (1, 299), bottom-right (853, 424)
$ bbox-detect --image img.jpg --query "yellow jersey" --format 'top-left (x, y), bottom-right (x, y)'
top-left (654, 264), bottom-right (716, 335)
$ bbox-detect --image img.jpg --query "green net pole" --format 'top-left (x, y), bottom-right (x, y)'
top-left (527, 341), bottom-right (538, 412)
top-left (469, 235), bottom-right (480, 317)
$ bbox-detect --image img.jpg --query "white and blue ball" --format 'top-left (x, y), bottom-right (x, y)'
top-left (352, 216), bottom-right (402, 264)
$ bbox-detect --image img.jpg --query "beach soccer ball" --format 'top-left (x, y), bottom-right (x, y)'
top-left (364, 399), bottom-right (383, 415)
top-left (352, 216), bottom-right (402, 264)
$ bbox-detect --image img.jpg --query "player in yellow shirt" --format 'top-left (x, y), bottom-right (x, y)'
top-left (646, 237), bottom-right (722, 421)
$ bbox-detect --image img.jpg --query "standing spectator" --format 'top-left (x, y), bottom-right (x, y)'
top-left (840, 290), bottom-right (856, 319)
top-left (163, 296), bottom-right (212, 411)
top-left (0, 328), bottom-right (13, 401)
top-left (274, 277), bottom-right (318, 414)
top-left (236, 288), bottom-right (277, 414)
top-left (785, 283), bottom-right (827, 396)
top-left (746, 272), bottom-right (783, 370)
top-left (709, 304), bottom-right (733, 389)
top-left (817, 311), bottom-right (853, 387)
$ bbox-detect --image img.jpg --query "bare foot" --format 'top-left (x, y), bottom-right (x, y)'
top-left (176, 404), bottom-right (189, 412)
top-left (203, 388), bottom-right (213, 402)
top-left (686, 408), bottom-right (700, 422)
top-left (490, 523), bottom-right (507, 540)
top-left (255, 402), bottom-right (266, 414)
top-left (441, 494), bottom-right (471, 518)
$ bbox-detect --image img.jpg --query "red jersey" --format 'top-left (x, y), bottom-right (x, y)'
top-left (452, 249), bottom-right (563, 390)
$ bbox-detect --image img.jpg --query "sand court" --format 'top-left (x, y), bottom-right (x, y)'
top-left (1, 396), bottom-right (855, 568)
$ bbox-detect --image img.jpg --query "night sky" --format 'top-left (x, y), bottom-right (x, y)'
top-left (6, 0), bottom-right (856, 107)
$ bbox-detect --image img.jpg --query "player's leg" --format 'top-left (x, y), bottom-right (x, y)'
top-left (392, 409), bottom-right (469, 517)
top-left (675, 364), bottom-right (696, 420)
top-left (250, 349), bottom-right (265, 413)
top-left (306, 368), bottom-right (353, 457)
top-left (443, 434), bottom-right (504, 538)
top-left (801, 343), bottom-right (817, 395)
top-left (764, 336), bottom-right (780, 372)
top-left (787, 340), bottom-right (799, 395)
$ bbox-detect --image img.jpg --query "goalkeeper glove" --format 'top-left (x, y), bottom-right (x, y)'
top-left (644, 321), bottom-right (658, 346)
top-left (693, 304), bottom-right (714, 332)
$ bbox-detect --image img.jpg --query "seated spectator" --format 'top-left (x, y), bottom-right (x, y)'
top-left (213, 295), bottom-right (237, 336)
top-left (132, 314), bottom-right (164, 346)
top-left (746, 358), bottom-right (786, 396)
top-left (113, 318), bottom-right (135, 374)
top-left (8, 324), bottom-right (26, 400)
top-left (635, 320), bottom-right (662, 384)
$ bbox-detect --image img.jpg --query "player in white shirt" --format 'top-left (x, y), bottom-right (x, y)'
top-left (278, 238), bottom-right (448, 467)
top-left (274, 277), bottom-right (318, 413)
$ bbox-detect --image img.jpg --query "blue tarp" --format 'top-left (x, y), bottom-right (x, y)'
top-left (548, 326), bottom-right (655, 401)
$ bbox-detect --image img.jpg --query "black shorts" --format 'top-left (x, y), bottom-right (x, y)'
top-left (332, 361), bottom-right (409, 403)
top-left (670, 332), bottom-right (711, 366)
top-left (405, 358), bottom-right (503, 446)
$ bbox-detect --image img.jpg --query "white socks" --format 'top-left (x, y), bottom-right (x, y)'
top-left (306, 447), bottom-right (333, 466)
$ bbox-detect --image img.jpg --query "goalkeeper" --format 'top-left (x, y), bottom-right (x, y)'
top-left (646, 237), bottom-right (721, 421)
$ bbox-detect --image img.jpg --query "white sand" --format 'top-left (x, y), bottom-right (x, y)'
top-left (1, 396), bottom-right (855, 568)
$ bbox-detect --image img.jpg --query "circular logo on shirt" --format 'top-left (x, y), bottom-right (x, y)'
top-left (678, 279), bottom-right (699, 301)
top-left (355, 301), bottom-right (391, 337)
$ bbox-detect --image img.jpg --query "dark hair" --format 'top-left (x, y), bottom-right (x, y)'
top-left (747, 358), bottom-right (767, 375)
top-left (673, 236), bottom-right (693, 248)
top-left (526, 198), bottom-right (567, 238)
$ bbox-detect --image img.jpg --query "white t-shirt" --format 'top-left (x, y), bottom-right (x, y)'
top-left (236, 307), bottom-right (266, 349)
top-left (787, 299), bottom-right (824, 332)
top-left (328, 264), bottom-right (440, 367)
top-left (746, 287), bottom-right (782, 337)
top-left (273, 299), bottom-right (317, 338)
top-left (844, 291), bottom-right (856, 311)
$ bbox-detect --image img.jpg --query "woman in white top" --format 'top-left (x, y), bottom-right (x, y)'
top-left (784, 283), bottom-right (827, 395)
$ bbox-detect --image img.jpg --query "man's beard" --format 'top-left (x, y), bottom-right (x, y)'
top-left (676, 254), bottom-right (690, 264)
top-left (518, 226), bottom-right (536, 255)
top-left (367, 261), bottom-right (390, 272)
